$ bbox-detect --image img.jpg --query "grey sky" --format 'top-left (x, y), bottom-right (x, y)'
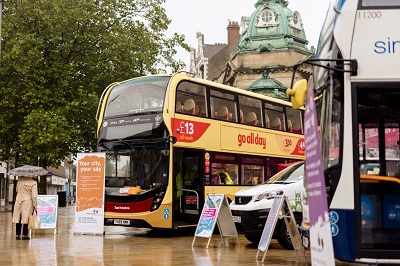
top-left (164, 0), bottom-right (331, 69)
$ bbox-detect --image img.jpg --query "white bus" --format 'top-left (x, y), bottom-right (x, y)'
top-left (290, 0), bottom-right (400, 264)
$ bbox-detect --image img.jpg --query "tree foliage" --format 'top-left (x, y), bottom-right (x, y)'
top-left (0, 0), bottom-right (189, 168)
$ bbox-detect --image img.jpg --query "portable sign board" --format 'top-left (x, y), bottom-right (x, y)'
top-left (192, 194), bottom-right (239, 248)
top-left (73, 152), bottom-right (105, 235)
top-left (31, 195), bottom-right (58, 235)
top-left (256, 195), bottom-right (306, 263)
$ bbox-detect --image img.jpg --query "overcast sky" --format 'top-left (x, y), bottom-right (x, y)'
top-left (164, 0), bottom-right (331, 70)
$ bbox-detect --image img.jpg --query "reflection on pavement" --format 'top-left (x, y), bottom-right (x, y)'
top-left (0, 206), bottom-right (364, 265)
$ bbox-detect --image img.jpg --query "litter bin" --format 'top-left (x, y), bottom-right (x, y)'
top-left (57, 191), bottom-right (66, 207)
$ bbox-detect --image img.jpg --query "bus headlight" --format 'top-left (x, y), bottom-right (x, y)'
top-left (150, 190), bottom-right (166, 212)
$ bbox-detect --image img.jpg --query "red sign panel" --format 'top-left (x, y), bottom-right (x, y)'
top-left (185, 196), bottom-right (198, 205)
top-left (105, 198), bottom-right (153, 213)
top-left (291, 138), bottom-right (306, 156)
top-left (171, 118), bottom-right (210, 143)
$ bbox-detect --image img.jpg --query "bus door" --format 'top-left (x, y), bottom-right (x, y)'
top-left (174, 149), bottom-right (204, 224)
top-left (356, 86), bottom-right (400, 259)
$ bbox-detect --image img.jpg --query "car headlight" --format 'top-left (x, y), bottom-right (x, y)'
top-left (255, 190), bottom-right (283, 202)
top-left (255, 192), bottom-right (273, 201)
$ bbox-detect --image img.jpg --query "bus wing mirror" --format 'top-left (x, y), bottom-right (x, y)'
top-left (169, 136), bottom-right (177, 144)
top-left (286, 79), bottom-right (307, 109)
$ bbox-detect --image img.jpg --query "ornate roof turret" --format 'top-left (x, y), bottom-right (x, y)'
top-left (246, 72), bottom-right (288, 100)
top-left (238, 0), bottom-right (311, 54)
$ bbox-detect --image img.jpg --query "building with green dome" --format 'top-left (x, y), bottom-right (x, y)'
top-left (190, 0), bottom-right (314, 100)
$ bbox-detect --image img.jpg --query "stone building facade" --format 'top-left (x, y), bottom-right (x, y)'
top-left (189, 21), bottom-right (240, 81)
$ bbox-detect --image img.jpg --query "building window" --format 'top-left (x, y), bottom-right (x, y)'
top-left (256, 9), bottom-right (279, 28)
top-left (289, 11), bottom-right (303, 30)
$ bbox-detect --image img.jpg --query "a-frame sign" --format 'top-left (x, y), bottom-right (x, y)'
top-left (192, 194), bottom-right (239, 248)
top-left (256, 195), bottom-right (307, 263)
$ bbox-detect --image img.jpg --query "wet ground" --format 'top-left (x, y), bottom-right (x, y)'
top-left (0, 205), bottom-right (360, 265)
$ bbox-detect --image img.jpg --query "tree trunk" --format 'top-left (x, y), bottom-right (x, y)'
top-left (39, 176), bottom-right (47, 195)
top-left (38, 160), bottom-right (48, 195)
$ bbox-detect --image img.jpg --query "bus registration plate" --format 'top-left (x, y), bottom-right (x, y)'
top-left (114, 219), bottom-right (130, 225)
top-left (232, 216), bottom-right (241, 223)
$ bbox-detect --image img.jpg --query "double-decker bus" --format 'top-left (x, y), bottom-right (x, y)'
top-left (289, 0), bottom-right (400, 263)
top-left (96, 72), bottom-right (305, 230)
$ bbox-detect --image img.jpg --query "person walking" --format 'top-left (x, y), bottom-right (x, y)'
top-left (12, 176), bottom-right (38, 240)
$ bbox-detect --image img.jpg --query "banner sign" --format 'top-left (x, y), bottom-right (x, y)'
top-left (37, 195), bottom-right (58, 231)
top-left (304, 79), bottom-right (335, 265)
top-left (192, 194), bottom-right (239, 248)
top-left (73, 153), bottom-right (105, 235)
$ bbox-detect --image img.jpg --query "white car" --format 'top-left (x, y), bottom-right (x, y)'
top-left (229, 162), bottom-right (305, 249)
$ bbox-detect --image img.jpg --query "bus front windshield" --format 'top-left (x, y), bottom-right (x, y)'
top-left (105, 76), bottom-right (170, 118)
top-left (105, 146), bottom-right (168, 190)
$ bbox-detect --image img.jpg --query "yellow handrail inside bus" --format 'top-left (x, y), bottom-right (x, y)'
top-left (360, 174), bottom-right (400, 185)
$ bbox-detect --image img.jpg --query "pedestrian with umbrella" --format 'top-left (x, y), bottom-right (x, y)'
top-left (8, 165), bottom-right (47, 240)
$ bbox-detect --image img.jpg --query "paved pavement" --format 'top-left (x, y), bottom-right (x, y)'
top-left (0, 205), bottom-right (358, 265)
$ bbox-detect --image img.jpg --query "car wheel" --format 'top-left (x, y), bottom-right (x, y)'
top-left (244, 234), bottom-right (260, 244)
top-left (277, 222), bottom-right (295, 250)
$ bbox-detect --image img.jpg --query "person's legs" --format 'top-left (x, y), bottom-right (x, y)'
top-left (21, 224), bottom-right (29, 240)
top-left (15, 223), bottom-right (21, 239)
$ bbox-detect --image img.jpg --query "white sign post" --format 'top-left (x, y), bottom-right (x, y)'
top-left (256, 195), bottom-right (306, 263)
top-left (192, 194), bottom-right (239, 248)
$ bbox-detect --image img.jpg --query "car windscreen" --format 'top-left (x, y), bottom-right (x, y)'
top-left (265, 163), bottom-right (304, 184)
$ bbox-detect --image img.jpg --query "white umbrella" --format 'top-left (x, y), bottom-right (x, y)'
top-left (8, 165), bottom-right (48, 176)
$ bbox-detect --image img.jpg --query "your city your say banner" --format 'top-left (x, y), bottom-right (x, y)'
top-left (304, 79), bottom-right (335, 266)
top-left (73, 153), bottom-right (105, 235)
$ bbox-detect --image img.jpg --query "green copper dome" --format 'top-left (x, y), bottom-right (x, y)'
top-left (246, 72), bottom-right (289, 99)
top-left (238, 0), bottom-right (310, 54)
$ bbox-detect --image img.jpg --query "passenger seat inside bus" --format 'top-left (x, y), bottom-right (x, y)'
top-left (265, 115), bottom-right (270, 128)
top-left (270, 117), bottom-right (282, 130)
top-left (245, 112), bottom-right (258, 125)
top-left (198, 104), bottom-right (207, 117)
top-left (292, 121), bottom-right (303, 133)
top-left (183, 99), bottom-right (196, 114)
top-left (210, 105), bottom-right (216, 118)
top-left (287, 120), bottom-right (293, 132)
top-left (176, 102), bottom-right (183, 113)
top-left (239, 110), bottom-right (245, 123)
top-left (217, 106), bottom-right (230, 120)
top-left (211, 175), bottom-right (221, 185)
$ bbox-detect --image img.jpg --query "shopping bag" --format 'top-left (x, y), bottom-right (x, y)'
top-left (28, 211), bottom-right (41, 230)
